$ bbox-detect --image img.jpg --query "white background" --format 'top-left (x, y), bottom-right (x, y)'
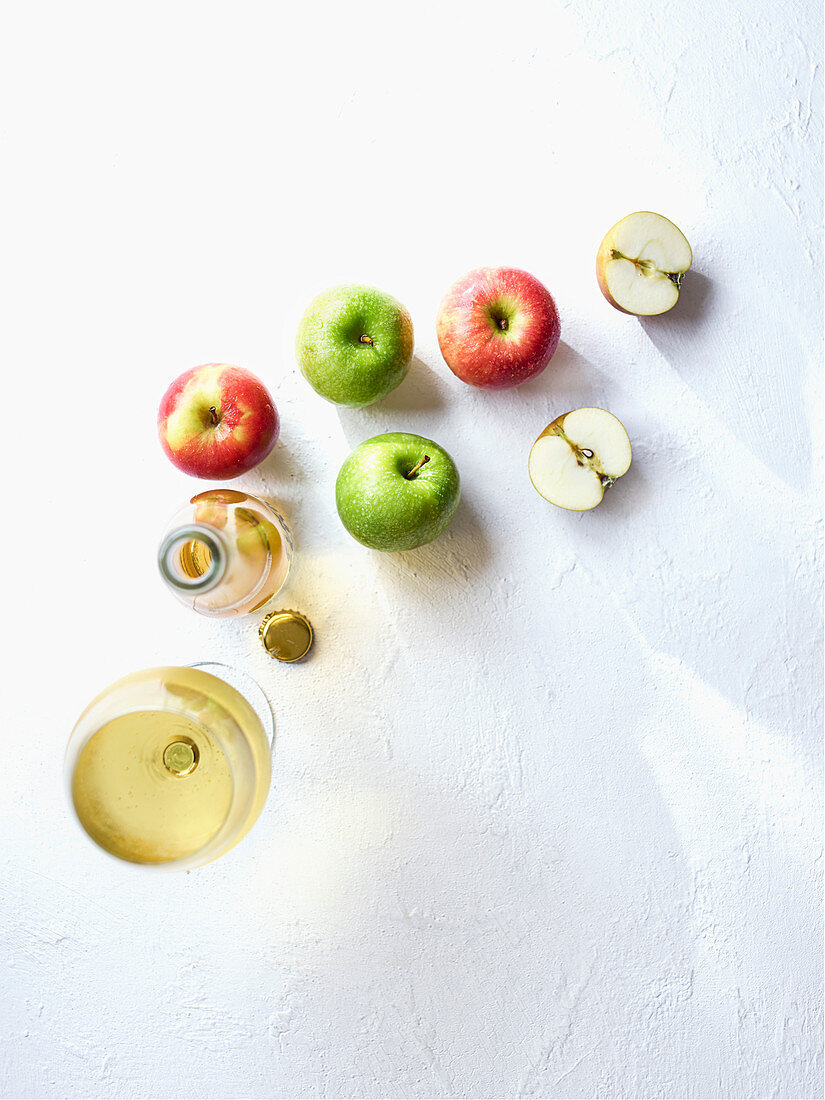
top-left (1, 2), bottom-right (822, 1098)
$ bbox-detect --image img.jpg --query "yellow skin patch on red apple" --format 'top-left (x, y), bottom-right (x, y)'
top-left (164, 367), bottom-right (235, 449)
top-left (158, 363), bottom-right (279, 480)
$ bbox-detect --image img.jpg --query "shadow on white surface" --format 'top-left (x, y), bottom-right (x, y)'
top-left (378, 355), bottom-right (448, 416)
top-left (334, 357), bottom-right (451, 445)
top-left (481, 339), bottom-right (634, 421)
top-left (248, 433), bottom-right (305, 517)
top-left (639, 269), bottom-right (716, 361)
top-left (380, 491), bottom-right (494, 587)
top-left (638, 254), bottom-right (814, 492)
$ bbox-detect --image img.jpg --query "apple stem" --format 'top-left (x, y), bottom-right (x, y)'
top-left (406, 455), bottom-right (430, 479)
top-left (497, 317), bottom-right (508, 332)
top-left (208, 406), bottom-right (219, 425)
top-left (359, 334), bottom-right (374, 346)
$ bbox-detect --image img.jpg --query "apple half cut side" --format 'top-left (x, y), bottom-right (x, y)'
top-left (529, 408), bottom-right (632, 511)
top-left (596, 211), bottom-right (692, 316)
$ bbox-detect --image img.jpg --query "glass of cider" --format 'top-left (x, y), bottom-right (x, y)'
top-left (65, 664), bottom-right (272, 869)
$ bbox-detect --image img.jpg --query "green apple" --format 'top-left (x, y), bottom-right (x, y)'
top-left (295, 285), bottom-right (414, 407)
top-left (336, 433), bottom-right (461, 551)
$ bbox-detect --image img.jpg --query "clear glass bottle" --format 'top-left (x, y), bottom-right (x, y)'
top-left (65, 663), bottom-right (273, 869)
top-left (158, 489), bottom-right (292, 617)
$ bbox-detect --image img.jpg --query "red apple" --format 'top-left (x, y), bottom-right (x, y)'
top-left (158, 364), bottom-right (279, 479)
top-left (436, 266), bottom-right (561, 389)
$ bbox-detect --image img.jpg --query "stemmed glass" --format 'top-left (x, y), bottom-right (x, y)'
top-left (65, 662), bottom-right (273, 870)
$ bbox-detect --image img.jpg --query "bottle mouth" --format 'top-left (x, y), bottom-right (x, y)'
top-left (158, 524), bottom-right (227, 594)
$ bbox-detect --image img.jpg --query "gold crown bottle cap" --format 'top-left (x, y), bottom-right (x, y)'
top-left (258, 610), bottom-right (313, 662)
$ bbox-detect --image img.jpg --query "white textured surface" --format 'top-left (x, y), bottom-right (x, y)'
top-left (1, 2), bottom-right (822, 1097)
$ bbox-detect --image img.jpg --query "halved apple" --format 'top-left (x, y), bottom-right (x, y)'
top-left (597, 211), bottom-right (692, 315)
top-left (529, 408), bottom-right (632, 510)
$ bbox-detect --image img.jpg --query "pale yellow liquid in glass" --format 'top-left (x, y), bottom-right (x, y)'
top-left (72, 711), bottom-right (233, 863)
top-left (69, 667), bottom-right (272, 866)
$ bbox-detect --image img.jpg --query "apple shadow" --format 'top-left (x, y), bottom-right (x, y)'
top-left (506, 339), bottom-right (637, 420)
top-left (254, 433), bottom-right (305, 491)
top-left (638, 270), bottom-right (715, 382)
top-left (378, 355), bottom-right (448, 415)
top-left (248, 434), bottom-right (305, 516)
top-left (640, 266), bottom-right (811, 492)
top-left (238, 434), bottom-right (330, 573)
top-left (334, 355), bottom-right (449, 446)
top-left (368, 491), bottom-right (493, 595)
top-left (586, 449), bottom-right (650, 519)
top-left (432, 340), bottom-right (615, 418)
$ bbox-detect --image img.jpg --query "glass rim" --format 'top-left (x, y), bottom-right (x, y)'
top-left (65, 663), bottom-right (273, 872)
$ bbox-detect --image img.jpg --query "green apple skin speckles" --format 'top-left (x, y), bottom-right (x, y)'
top-left (335, 433), bottom-right (461, 552)
top-left (296, 285), bottom-right (414, 408)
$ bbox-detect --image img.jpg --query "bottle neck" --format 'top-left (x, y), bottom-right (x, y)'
top-left (158, 524), bottom-right (228, 596)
